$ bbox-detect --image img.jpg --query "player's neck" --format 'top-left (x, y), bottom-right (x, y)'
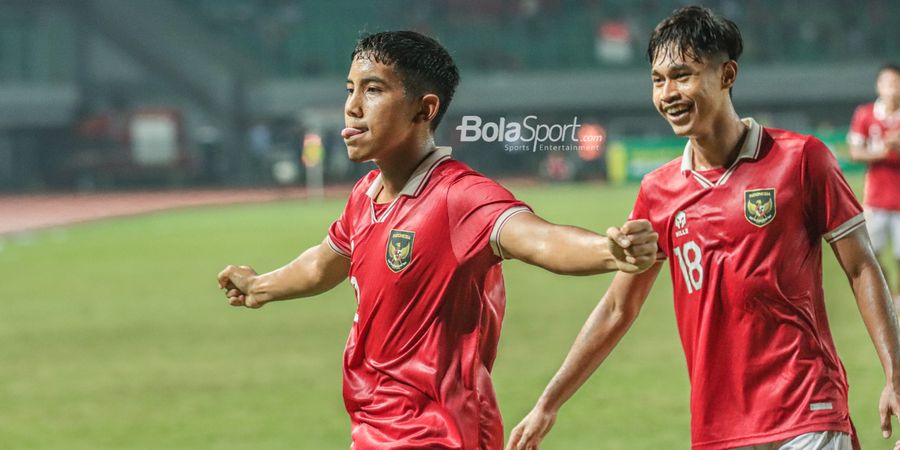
top-left (375, 139), bottom-right (436, 202)
top-left (882, 97), bottom-right (899, 115)
top-left (689, 113), bottom-right (747, 170)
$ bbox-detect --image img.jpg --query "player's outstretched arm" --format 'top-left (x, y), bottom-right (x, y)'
top-left (217, 238), bottom-right (350, 309)
top-left (506, 266), bottom-right (662, 450)
top-left (848, 142), bottom-right (889, 163)
top-left (831, 227), bottom-right (900, 446)
top-left (498, 213), bottom-right (658, 275)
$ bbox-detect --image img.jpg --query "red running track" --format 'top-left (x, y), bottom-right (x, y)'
top-left (0, 187), bottom-right (349, 236)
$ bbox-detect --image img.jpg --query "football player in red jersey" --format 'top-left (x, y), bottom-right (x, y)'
top-left (848, 64), bottom-right (900, 305)
top-left (508, 7), bottom-right (900, 450)
top-left (217, 31), bottom-right (658, 450)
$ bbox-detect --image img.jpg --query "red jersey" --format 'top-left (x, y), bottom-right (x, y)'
top-left (848, 100), bottom-right (900, 211)
top-left (630, 119), bottom-right (864, 450)
top-left (327, 147), bottom-right (530, 450)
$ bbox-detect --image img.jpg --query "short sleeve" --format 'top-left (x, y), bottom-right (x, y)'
top-left (803, 137), bottom-right (865, 243)
top-left (326, 202), bottom-right (352, 258)
top-left (629, 184), bottom-right (667, 260)
top-left (847, 106), bottom-right (867, 147)
top-left (447, 175), bottom-right (531, 262)
top-left (628, 184), bottom-right (650, 222)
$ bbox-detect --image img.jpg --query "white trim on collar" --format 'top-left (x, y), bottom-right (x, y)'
top-left (365, 146), bottom-right (453, 223)
top-left (874, 99), bottom-right (900, 122)
top-left (680, 118), bottom-right (762, 188)
top-left (365, 146), bottom-right (453, 199)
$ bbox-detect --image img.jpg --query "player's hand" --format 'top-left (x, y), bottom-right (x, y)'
top-left (506, 407), bottom-right (557, 450)
top-left (879, 382), bottom-right (900, 450)
top-left (886, 130), bottom-right (900, 153)
top-left (607, 219), bottom-right (658, 274)
top-left (217, 265), bottom-right (263, 308)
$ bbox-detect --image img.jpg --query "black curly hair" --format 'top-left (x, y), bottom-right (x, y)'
top-left (647, 6), bottom-right (743, 65)
top-left (352, 31), bottom-right (460, 131)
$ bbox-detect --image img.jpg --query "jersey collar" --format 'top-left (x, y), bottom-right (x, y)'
top-left (874, 99), bottom-right (900, 122)
top-left (680, 117), bottom-right (762, 188)
top-left (365, 146), bottom-right (453, 200)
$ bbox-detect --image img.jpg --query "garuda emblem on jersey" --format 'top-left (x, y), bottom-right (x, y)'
top-left (386, 229), bottom-right (415, 272)
top-left (744, 188), bottom-right (776, 227)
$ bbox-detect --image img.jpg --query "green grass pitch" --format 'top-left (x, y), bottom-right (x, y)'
top-left (0, 176), bottom-right (895, 449)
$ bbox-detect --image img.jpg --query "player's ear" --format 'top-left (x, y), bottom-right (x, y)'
top-left (416, 94), bottom-right (440, 125)
top-left (721, 60), bottom-right (738, 91)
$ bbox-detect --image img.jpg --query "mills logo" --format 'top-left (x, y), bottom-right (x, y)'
top-left (674, 211), bottom-right (689, 237)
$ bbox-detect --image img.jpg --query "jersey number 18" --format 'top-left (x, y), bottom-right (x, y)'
top-left (674, 241), bottom-right (703, 293)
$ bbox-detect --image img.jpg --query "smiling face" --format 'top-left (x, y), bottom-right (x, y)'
top-left (343, 57), bottom-right (422, 163)
top-left (651, 45), bottom-right (735, 138)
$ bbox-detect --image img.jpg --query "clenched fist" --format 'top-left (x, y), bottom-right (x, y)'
top-left (217, 264), bottom-right (264, 308)
top-left (606, 219), bottom-right (658, 273)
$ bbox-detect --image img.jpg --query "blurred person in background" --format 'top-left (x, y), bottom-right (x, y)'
top-left (248, 120), bottom-right (273, 182)
top-left (217, 30), bottom-right (659, 450)
top-left (509, 7), bottom-right (900, 450)
top-left (848, 64), bottom-right (900, 306)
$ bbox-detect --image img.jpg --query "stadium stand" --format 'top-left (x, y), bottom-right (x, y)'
top-left (0, 0), bottom-right (896, 191)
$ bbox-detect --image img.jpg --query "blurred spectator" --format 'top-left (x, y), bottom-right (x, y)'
top-left (175, 0), bottom-right (900, 75)
top-left (541, 153), bottom-right (573, 181)
top-left (248, 121), bottom-right (273, 181)
top-left (595, 18), bottom-right (633, 65)
top-left (576, 123), bottom-right (607, 180)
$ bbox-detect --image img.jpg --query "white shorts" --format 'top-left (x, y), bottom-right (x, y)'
top-left (866, 208), bottom-right (900, 259)
top-left (729, 431), bottom-right (852, 450)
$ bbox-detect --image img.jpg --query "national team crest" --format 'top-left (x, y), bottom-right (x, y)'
top-left (386, 229), bottom-right (415, 272)
top-left (744, 189), bottom-right (776, 227)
